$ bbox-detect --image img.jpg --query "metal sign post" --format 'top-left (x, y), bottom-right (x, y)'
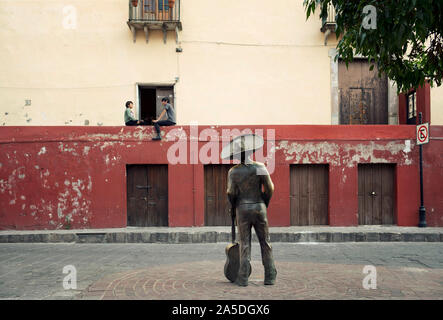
top-left (417, 113), bottom-right (428, 227)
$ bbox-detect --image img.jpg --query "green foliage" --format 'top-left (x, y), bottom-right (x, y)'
top-left (304, 0), bottom-right (443, 93)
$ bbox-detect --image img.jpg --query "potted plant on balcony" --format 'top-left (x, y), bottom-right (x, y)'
top-left (131, 0), bottom-right (138, 7)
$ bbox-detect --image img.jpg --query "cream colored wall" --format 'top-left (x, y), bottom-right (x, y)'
top-left (0, 0), bottom-right (337, 126)
top-left (431, 86), bottom-right (443, 125)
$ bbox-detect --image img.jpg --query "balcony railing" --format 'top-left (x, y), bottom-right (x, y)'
top-left (320, 4), bottom-right (336, 45)
top-left (127, 0), bottom-right (182, 43)
top-left (129, 0), bottom-right (180, 22)
top-left (321, 4), bottom-right (336, 33)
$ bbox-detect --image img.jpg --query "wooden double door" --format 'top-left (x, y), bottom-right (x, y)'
top-left (290, 165), bottom-right (329, 225)
top-left (127, 165), bottom-right (168, 226)
top-left (358, 164), bottom-right (396, 225)
top-left (204, 165), bottom-right (234, 226)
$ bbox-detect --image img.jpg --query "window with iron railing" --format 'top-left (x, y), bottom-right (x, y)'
top-left (320, 4), bottom-right (336, 45)
top-left (321, 4), bottom-right (336, 32)
top-left (127, 0), bottom-right (182, 43)
top-left (144, 0), bottom-right (170, 14)
top-left (407, 91), bottom-right (417, 124)
top-left (129, 0), bottom-right (180, 22)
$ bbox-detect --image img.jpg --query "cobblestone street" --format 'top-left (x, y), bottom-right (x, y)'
top-left (0, 242), bottom-right (442, 300)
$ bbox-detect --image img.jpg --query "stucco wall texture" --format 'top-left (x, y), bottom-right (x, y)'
top-left (1, 0), bottom-right (441, 126)
top-left (0, 125), bottom-right (441, 230)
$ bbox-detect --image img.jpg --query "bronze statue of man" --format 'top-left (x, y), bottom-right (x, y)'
top-left (225, 135), bottom-right (277, 287)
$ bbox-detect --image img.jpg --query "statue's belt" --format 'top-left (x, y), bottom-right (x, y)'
top-left (236, 201), bottom-right (265, 206)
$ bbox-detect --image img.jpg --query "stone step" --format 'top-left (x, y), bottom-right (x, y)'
top-left (0, 226), bottom-right (442, 243)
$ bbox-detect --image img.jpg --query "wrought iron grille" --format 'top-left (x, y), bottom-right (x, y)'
top-left (129, 0), bottom-right (180, 22)
top-left (321, 3), bottom-right (336, 32)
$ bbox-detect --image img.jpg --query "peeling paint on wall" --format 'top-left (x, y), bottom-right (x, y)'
top-left (0, 179), bottom-right (6, 193)
top-left (0, 141), bottom-right (96, 229)
top-left (38, 147), bottom-right (47, 155)
top-left (54, 177), bottom-right (91, 227)
top-left (277, 140), bottom-right (414, 167)
top-left (58, 143), bottom-right (77, 155)
top-left (341, 141), bottom-right (414, 167)
top-left (276, 141), bottom-right (341, 164)
top-left (404, 140), bottom-right (411, 153)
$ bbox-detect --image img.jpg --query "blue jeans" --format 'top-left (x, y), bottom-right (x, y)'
top-left (154, 120), bottom-right (175, 135)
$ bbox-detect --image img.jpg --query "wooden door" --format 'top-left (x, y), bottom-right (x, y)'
top-left (204, 165), bottom-right (233, 226)
top-left (290, 165), bottom-right (329, 225)
top-left (339, 59), bottom-right (388, 124)
top-left (127, 165), bottom-right (168, 226)
top-left (346, 88), bottom-right (372, 124)
top-left (358, 164), bottom-right (395, 225)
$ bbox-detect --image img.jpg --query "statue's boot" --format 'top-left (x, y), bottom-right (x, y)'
top-left (235, 261), bottom-right (250, 287)
top-left (234, 278), bottom-right (248, 287)
top-left (264, 263), bottom-right (277, 285)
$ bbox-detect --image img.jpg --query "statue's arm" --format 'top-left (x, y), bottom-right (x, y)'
top-left (227, 169), bottom-right (237, 208)
top-left (260, 165), bottom-right (274, 207)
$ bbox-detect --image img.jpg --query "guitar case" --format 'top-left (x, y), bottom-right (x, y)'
top-left (224, 208), bottom-right (251, 282)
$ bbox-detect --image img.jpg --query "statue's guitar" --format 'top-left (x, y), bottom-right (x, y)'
top-left (224, 206), bottom-right (251, 282)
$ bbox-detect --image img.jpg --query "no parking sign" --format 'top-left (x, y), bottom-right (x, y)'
top-left (416, 123), bottom-right (429, 145)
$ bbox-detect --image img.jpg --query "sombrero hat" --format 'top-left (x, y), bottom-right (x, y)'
top-left (220, 133), bottom-right (264, 160)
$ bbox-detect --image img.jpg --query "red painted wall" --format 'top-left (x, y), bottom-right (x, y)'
top-left (0, 125), bottom-right (441, 230)
top-left (423, 126), bottom-right (443, 226)
top-left (398, 82), bottom-right (431, 125)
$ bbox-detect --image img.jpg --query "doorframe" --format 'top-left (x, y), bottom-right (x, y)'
top-left (135, 82), bottom-right (176, 121)
top-left (125, 163), bottom-right (170, 227)
top-left (289, 163), bottom-right (330, 226)
top-left (357, 163), bottom-right (397, 225)
top-left (203, 164), bottom-right (234, 226)
top-left (329, 49), bottom-right (398, 125)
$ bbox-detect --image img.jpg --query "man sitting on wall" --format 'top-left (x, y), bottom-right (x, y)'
top-left (152, 97), bottom-right (176, 140)
top-left (124, 101), bottom-right (150, 126)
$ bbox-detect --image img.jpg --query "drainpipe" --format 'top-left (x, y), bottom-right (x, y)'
top-left (324, 29), bottom-right (331, 46)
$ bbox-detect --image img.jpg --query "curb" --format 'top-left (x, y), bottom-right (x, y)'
top-left (0, 230), bottom-right (442, 244)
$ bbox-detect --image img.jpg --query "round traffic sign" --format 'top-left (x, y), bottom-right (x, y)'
top-left (417, 124), bottom-right (428, 143)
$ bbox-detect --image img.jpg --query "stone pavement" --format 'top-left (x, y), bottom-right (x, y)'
top-left (0, 242), bottom-right (442, 300)
top-left (1, 225), bottom-right (442, 243)
top-left (78, 260), bottom-right (443, 300)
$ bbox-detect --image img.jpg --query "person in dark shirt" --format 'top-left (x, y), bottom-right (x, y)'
top-left (152, 97), bottom-right (176, 140)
